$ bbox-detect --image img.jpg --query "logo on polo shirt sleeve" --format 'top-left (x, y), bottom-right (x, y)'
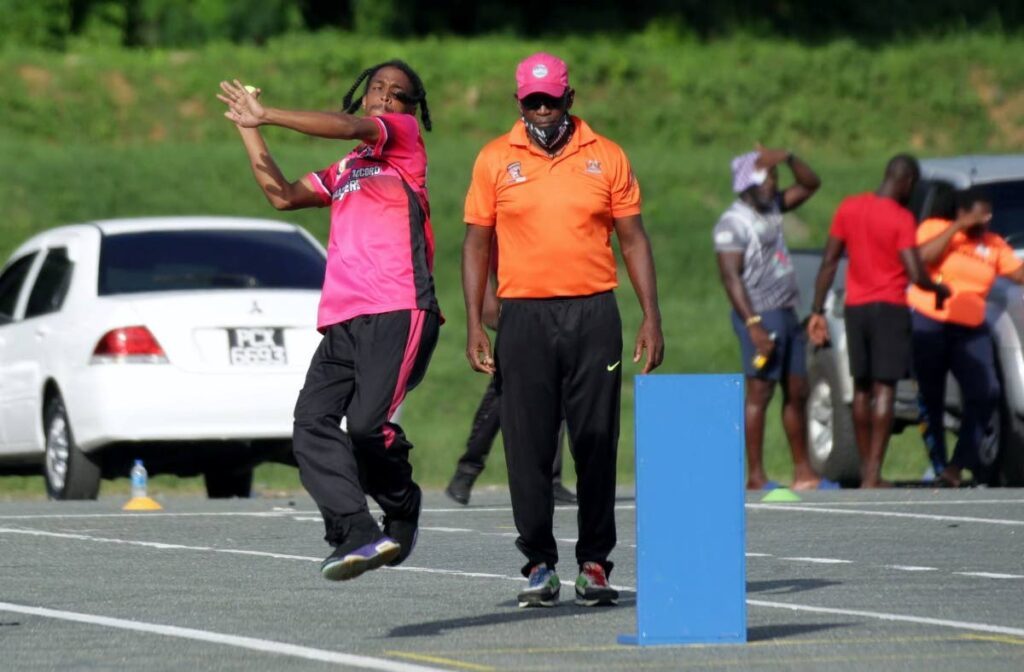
top-left (585, 159), bottom-right (603, 174)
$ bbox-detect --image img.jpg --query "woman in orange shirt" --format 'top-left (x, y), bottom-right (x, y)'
top-left (909, 188), bottom-right (1024, 486)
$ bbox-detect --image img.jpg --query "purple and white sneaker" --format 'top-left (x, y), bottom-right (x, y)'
top-left (320, 536), bottom-right (401, 582)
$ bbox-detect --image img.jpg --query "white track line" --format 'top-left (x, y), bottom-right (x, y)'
top-left (887, 565), bottom-right (939, 572)
top-left (7, 526), bottom-right (1024, 640)
top-left (0, 511), bottom-right (299, 520)
top-left (779, 557), bottom-right (852, 565)
top-left (0, 504), bottom-right (629, 520)
top-left (5, 526), bottom-right (1018, 586)
top-left (775, 499), bottom-right (1024, 507)
top-left (2, 497), bottom-right (1017, 521)
top-left (748, 599), bottom-right (1024, 638)
top-left (0, 601), bottom-right (444, 672)
top-left (0, 526), bottom-right (525, 582)
top-left (749, 503), bottom-right (1024, 526)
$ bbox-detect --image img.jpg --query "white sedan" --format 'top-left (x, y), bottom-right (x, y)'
top-left (0, 217), bottom-right (326, 499)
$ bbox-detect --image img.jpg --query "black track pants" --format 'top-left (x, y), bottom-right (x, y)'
top-left (292, 310), bottom-right (438, 545)
top-left (496, 291), bottom-right (622, 576)
top-left (454, 376), bottom-right (566, 481)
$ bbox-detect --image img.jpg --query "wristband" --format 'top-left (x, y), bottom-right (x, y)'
top-left (811, 306), bottom-right (825, 316)
top-left (745, 315), bottom-right (762, 327)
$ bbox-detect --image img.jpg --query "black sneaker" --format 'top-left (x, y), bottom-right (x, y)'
top-left (383, 485), bottom-right (422, 566)
top-left (445, 470), bottom-right (476, 505)
top-left (552, 482), bottom-right (577, 504)
top-left (320, 535), bottom-right (400, 582)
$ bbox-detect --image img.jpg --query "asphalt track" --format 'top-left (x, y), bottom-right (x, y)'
top-left (1, 488), bottom-right (1023, 671)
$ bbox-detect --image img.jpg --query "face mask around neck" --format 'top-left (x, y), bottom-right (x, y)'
top-left (523, 114), bottom-right (574, 153)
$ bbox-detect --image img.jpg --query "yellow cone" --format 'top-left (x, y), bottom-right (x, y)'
top-left (122, 496), bottom-right (163, 511)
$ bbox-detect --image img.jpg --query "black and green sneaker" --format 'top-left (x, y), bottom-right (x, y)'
top-left (518, 564), bottom-right (560, 608)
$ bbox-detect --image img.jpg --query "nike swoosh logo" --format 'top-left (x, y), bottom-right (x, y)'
top-left (606, 361), bottom-right (621, 372)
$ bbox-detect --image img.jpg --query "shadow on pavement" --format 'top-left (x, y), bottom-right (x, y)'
top-left (747, 578), bottom-right (842, 595)
top-left (385, 592), bottom-right (636, 638)
top-left (747, 621), bottom-right (854, 642)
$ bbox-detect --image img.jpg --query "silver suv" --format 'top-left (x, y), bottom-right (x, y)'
top-left (795, 155), bottom-right (1024, 486)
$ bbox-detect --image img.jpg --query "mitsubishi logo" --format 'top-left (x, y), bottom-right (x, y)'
top-left (249, 301), bottom-right (263, 315)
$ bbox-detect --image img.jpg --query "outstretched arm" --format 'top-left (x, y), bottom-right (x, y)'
top-left (614, 214), bottom-right (664, 373)
top-left (218, 80), bottom-right (382, 144)
top-left (233, 126), bottom-right (323, 211)
top-left (1004, 265), bottom-right (1024, 284)
top-left (215, 85), bottom-right (322, 211)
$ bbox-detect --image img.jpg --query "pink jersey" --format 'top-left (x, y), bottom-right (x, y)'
top-left (307, 113), bottom-right (438, 330)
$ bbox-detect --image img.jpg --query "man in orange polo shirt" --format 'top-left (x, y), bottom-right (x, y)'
top-left (462, 52), bottom-right (663, 608)
top-left (909, 187), bottom-right (1024, 486)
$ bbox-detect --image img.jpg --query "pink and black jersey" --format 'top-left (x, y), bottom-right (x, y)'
top-left (307, 113), bottom-right (438, 330)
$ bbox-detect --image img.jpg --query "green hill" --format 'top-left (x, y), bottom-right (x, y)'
top-left (3, 31), bottom-right (1023, 493)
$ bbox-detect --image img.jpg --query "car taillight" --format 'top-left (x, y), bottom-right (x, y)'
top-left (91, 326), bottom-right (169, 364)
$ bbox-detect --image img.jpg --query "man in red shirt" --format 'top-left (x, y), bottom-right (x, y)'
top-left (807, 155), bottom-right (948, 487)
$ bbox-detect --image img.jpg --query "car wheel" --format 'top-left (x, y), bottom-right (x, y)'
top-left (997, 399), bottom-right (1024, 486)
top-left (806, 348), bottom-right (860, 483)
top-left (43, 394), bottom-right (101, 500)
top-left (204, 466), bottom-right (254, 498)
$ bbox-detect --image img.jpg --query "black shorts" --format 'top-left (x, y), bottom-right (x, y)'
top-left (844, 302), bottom-right (911, 383)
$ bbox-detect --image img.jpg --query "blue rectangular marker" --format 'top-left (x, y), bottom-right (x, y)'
top-left (619, 374), bottom-right (746, 646)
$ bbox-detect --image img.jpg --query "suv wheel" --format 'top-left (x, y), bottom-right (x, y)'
top-left (43, 394), bottom-right (101, 500)
top-left (806, 348), bottom-right (860, 483)
top-left (997, 400), bottom-right (1024, 486)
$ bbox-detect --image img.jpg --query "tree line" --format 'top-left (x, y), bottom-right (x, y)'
top-left (3, 0), bottom-right (1021, 49)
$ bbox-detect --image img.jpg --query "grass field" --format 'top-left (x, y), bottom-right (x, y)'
top-left (3, 30), bottom-right (1022, 497)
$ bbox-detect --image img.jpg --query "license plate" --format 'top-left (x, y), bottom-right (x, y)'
top-left (228, 327), bottom-right (287, 366)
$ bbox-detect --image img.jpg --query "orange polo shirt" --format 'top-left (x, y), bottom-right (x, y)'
top-left (908, 218), bottom-right (1023, 327)
top-left (464, 116), bottom-right (642, 298)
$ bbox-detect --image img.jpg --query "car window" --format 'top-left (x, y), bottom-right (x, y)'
top-left (0, 252), bottom-right (40, 324)
top-left (910, 179), bottom-right (956, 223)
top-left (985, 180), bottom-right (1024, 247)
top-left (25, 247), bottom-right (74, 319)
top-left (98, 229), bottom-right (326, 296)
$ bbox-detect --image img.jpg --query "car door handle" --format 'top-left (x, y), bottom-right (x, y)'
top-left (35, 326), bottom-right (51, 339)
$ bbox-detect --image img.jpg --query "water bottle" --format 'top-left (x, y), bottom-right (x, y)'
top-left (130, 459), bottom-right (148, 498)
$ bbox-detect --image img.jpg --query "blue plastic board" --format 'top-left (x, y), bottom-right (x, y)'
top-left (618, 374), bottom-right (746, 646)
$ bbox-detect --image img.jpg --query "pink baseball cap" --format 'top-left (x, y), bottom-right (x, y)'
top-left (515, 52), bottom-right (570, 100)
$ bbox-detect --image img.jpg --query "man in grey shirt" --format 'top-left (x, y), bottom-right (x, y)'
top-left (713, 146), bottom-right (823, 490)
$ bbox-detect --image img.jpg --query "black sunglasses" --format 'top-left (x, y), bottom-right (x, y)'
top-left (520, 92), bottom-right (568, 111)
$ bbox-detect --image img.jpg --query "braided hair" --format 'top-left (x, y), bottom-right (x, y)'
top-left (340, 60), bottom-right (432, 132)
